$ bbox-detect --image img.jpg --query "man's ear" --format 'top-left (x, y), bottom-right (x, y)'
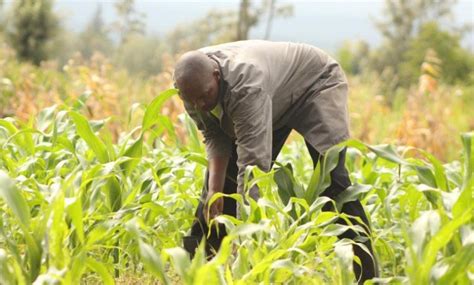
top-left (213, 69), bottom-right (220, 81)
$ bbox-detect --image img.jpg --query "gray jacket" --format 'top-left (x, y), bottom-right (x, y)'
top-left (184, 40), bottom-right (350, 196)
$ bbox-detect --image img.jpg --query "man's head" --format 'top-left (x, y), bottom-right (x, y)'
top-left (174, 51), bottom-right (220, 112)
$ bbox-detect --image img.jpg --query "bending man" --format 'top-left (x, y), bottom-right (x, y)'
top-left (173, 40), bottom-right (378, 283)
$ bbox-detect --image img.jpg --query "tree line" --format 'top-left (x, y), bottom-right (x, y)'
top-left (0, 0), bottom-right (472, 96)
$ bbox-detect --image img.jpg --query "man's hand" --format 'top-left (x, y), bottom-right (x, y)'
top-left (205, 154), bottom-right (229, 223)
top-left (204, 190), bottom-right (224, 222)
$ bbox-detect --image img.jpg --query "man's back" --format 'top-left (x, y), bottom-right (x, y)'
top-left (200, 40), bottom-right (344, 128)
top-left (200, 40), bottom-right (339, 96)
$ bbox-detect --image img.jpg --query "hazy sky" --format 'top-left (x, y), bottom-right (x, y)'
top-left (32, 0), bottom-right (474, 52)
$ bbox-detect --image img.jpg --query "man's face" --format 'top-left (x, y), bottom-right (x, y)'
top-left (177, 71), bottom-right (220, 112)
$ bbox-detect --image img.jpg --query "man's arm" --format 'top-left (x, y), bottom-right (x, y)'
top-left (205, 86), bottom-right (272, 220)
top-left (205, 154), bottom-right (229, 221)
top-left (183, 101), bottom-right (233, 221)
top-left (228, 89), bottom-right (272, 198)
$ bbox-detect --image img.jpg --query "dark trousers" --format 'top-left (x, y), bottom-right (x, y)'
top-left (183, 126), bottom-right (378, 283)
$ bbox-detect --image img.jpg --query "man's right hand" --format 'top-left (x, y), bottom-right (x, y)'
top-left (205, 154), bottom-right (230, 223)
top-left (204, 190), bottom-right (224, 222)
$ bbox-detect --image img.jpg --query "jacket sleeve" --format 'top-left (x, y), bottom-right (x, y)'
top-left (227, 88), bottom-right (272, 196)
top-left (184, 102), bottom-right (233, 159)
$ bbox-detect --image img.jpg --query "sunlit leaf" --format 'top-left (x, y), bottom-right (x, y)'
top-left (142, 89), bottom-right (178, 132)
top-left (69, 111), bottom-right (110, 163)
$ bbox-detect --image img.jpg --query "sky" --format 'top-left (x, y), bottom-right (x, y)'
top-left (10, 0), bottom-right (474, 52)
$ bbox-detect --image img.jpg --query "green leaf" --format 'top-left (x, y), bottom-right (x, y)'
top-left (368, 144), bottom-right (405, 165)
top-left (335, 241), bottom-right (355, 285)
top-left (453, 132), bottom-right (473, 218)
top-left (306, 144), bottom-right (344, 203)
top-left (453, 178), bottom-right (473, 218)
top-left (72, 91), bottom-right (92, 110)
top-left (68, 250), bottom-right (86, 284)
top-left (165, 247), bottom-right (191, 282)
top-left (305, 159), bottom-right (321, 204)
top-left (106, 176), bottom-right (122, 212)
top-left (420, 209), bottom-right (472, 280)
top-left (65, 197), bottom-right (85, 243)
top-left (420, 150), bottom-right (449, 191)
top-left (121, 136), bottom-right (143, 175)
top-left (461, 132), bottom-right (473, 190)
top-left (214, 236), bottom-right (233, 265)
top-left (69, 111), bottom-right (110, 163)
top-left (185, 152), bottom-right (208, 167)
top-left (37, 105), bottom-right (57, 132)
top-left (182, 113), bottom-right (204, 152)
top-left (0, 171), bottom-right (30, 227)
top-left (437, 244), bottom-right (474, 285)
top-left (230, 223), bottom-right (266, 237)
top-left (85, 258), bottom-right (114, 285)
top-left (142, 89), bottom-right (178, 132)
top-left (0, 119), bottom-right (18, 134)
top-left (274, 163), bottom-right (297, 205)
top-left (0, 172), bottom-right (41, 282)
top-left (0, 249), bottom-right (16, 285)
top-left (138, 241), bottom-right (169, 285)
top-left (414, 165), bottom-right (437, 188)
top-left (335, 183), bottom-right (372, 211)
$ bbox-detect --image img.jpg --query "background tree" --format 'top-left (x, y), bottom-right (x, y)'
top-left (113, 0), bottom-right (145, 45)
top-left (0, 0), bottom-right (4, 33)
top-left (166, 10), bottom-right (237, 54)
top-left (400, 22), bottom-right (474, 85)
top-left (371, 0), bottom-right (458, 80)
top-left (336, 40), bottom-right (370, 76)
top-left (114, 34), bottom-right (164, 78)
top-left (167, 0), bottom-right (293, 54)
top-left (7, 0), bottom-right (59, 65)
top-left (237, 0), bottom-right (292, 41)
top-left (236, 0), bottom-right (255, 41)
top-left (78, 4), bottom-right (113, 59)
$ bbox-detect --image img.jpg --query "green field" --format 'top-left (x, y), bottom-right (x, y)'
top-left (2, 0), bottom-right (474, 283)
top-left (0, 89), bottom-right (472, 284)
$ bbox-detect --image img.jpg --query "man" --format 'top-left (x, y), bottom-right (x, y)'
top-left (174, 40), bottom-right (378, 283)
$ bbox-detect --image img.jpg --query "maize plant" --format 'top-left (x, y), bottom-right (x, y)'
top-left (0, 89), bottom-right (472, 284)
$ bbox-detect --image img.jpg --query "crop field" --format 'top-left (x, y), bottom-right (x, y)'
top-left (0, 89), bottom-right (472, 284)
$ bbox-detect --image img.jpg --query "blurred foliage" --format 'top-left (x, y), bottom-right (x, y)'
top-left (114, 34), bottom-right (165, 78)
top-left (400, 21), bottom-right (474, 86)
top-left (417, 49), bottom-right (441, 95)
top-left (1, 0), bottom-right (288, 77)
top-left (0, 0), bottom-right (4, 32)
top-left (347, 56), bottom-right (474, 161)
top-left (236, 0), bottom-right (293, 41)
top-left (77, 5), bottom-right (113, 60)
top-left (166, 0), bottom-right (293, 54)
top-left (336, 0), bottom-right (474, 106)
top-left (166, 10), bottom-right (238, 55)
top-left (336, 40), bottom-right (370, 76)
top-left (113, 0), bottom-right (145, 45)
top-left (371, 0), bottom-right (458, 78)
top-left (7, 0), bottom-right (59, 65)
top-left (0, 42), bottom-right (181, 141)
top-left (370, 0), bottom-right (473, 91)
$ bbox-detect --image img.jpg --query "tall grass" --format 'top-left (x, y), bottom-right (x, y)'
top-left (0, 90), bottom-right (472, 284)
